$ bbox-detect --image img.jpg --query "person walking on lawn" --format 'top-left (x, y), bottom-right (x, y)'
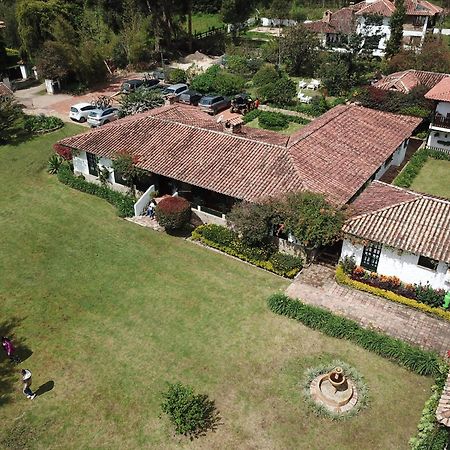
top-left (2, 336), bottom-right (20, 363)
top-left (21, 369), bottom-right (36, 399)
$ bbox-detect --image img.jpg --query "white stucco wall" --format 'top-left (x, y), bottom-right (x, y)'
top-left (374, 139), bottom-right (408, 180)
top-left (341, 238), bottom-right (450, 290)
top-left (435, 101), bottom-right (450, 118)
top-left (356, 16), bottom-right (390, 56)
top-left (72, 151), bottom-right (129, 194)
top-left (427, 129), bottom-right (450, 152)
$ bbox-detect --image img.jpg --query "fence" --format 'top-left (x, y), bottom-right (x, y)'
top-left (134, 185), bottom-right (156, 216)
top-left (426, 145), bottom-right (450, 155)
top-left (193, 25), bottom-right (227, 40)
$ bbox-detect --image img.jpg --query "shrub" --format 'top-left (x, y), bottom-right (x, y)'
top-left (167, 68), bottom-right (187, 84)
top-left (415, 284), bottom-right (445, 308)
top-left (295, 96), bottom-right (330, 117)
top-left (252, 64), bottom-right (279, 88)
top-left (53, 143), bottom-right (73, 160)
top-left (119, 87), bottom-right (164, 117)
top-left (24, 114), bottom-right (63, 133)
top-left (340, 255), bottom-right (356, 275)
top-left (0, 98), bottom-right (24, 144)
top-left (399, 106), bottom-right (430, 118)
top-left (242, 108), bottom-right (261, 123)
top-left (47, 154), bottom-right (64, 174)
top-left (213, 71), bottom-right (245, 96)
top-left (269, 252), bottom-right (303, 273)
top-left (267, 292), bottom-right (443, 376)
top-left (155, 196), bottom-right (191, 230)
top-left (258, 76), bottom-right (296, 106)
top-left (258, 111), bottom-right (289, 130)
top-left (57, 165), bottom-right (134, 217)
top-left (160, 382), bottom-right (218, 437)
top-left (199, 223), bottom-right (236, 247)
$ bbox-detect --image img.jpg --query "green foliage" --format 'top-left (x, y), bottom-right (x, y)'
top-left (167, 68), bottom-right (187, 84)
top-left (35, 40), bottom-right (73, 80)
top-left (281, 25), bottom-right (319, 76)
top-left (77, 39), bottom-right (108, 87)
top-left (119, 87), bottom-right (164, 117)
top-left (258, 111), bottom-right (289, 130)
top-left (258, 76), bottom-right (296, 105)
top-left (0, 98), bottom-right (24, 144)
top-left (318, 54), bottom-right (352, 96)
top-left (269, 252), bottom-right (303, 273)
top-left (394, 148), bottom-right (450, 188)
top-left (221, 0), bottom-right (255, 29)
top-left (225, 55), bottom-right (259, 77)
top-left (160, 382), bottom-right (218, 437)
top-left (252, 64), bottom-right (279, 87)
top-left (24, 114), bottom-right (63, 133)
top-left (57, 165), bottom-right (135, 217)
top-left (192, 224), bottom-right (303, 278)
top-left (242, 108), bottom-right (261, 123)
top-left (267, 293), bottom-right (444, 376)
top-left (155, 196), bottom-right (191, 231)
top-left (385, 0), bottom-right (406, 57)
top-left (227, 201), bottom-right (277, 245)
top-left (47, 154), bottom-right (64, 174)
top-left (191, 65), bottom-right (245, 96)
top-left (111, 150), bottom-right (146, 195)
top-left (340, 255), bottom-right (356, 275)
top-left (281, 191), bottom-right (345, 250)
top-left (295, 96), bottom-right (330, 117)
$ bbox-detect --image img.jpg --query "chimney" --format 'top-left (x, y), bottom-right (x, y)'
top-left (323, 10), bottom-right (332, 23)
top-left (217, 115), bottom-right (244, 134)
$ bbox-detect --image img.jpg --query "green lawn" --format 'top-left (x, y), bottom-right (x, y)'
top-left (410, 158), bottom-right (450, 199)
top-left (190, 13), bottom-right (224, 34)
top-left (0, 127), bottom-right (433, 449)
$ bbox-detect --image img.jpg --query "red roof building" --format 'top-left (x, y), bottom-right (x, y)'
top-left (373, 70), bottom-right (449, 94)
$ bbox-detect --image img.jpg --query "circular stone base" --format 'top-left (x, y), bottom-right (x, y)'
top-left (310, 374), bottom-right (359, 414)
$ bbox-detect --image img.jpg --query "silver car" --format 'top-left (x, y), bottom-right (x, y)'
top-left (87, 108), bottom-right (119, 127)
top-left (198, 95), bottom-right (231, 115)
top-left (162, 83), bottom-right (189, 99)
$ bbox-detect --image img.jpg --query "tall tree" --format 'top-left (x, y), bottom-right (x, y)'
top-left (221, 0), bottom-right (255, 37)
top-left (385, 0), bottom-right (405, 57)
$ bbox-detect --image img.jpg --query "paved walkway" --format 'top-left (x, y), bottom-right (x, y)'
top-left (125, 216), bottom-right (163, 231)
top-left (286, 265), bottom-right (450, 356)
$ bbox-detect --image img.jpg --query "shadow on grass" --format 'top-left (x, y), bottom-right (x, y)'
top-left (35, 380), bottom-right (54, 397)
top-left (0, 317), bottom-right (32, 406)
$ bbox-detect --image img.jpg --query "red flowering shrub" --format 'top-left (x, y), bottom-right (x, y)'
top-left (155, 196), bottom-right (191, 230)
top-left (352, 266), bottom-right (365, 278)
top-left (53, 143), bottom-right (73, 160)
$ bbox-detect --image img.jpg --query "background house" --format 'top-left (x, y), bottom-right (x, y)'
top-left (373, 69), bottom-right (449, 93)
top-left (341, 181), bottom-right (450, 289)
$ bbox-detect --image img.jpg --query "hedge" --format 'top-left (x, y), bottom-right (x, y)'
top-left (242, 109), bottom-right (311, 129)
top-left (267, 293), bottom-right (443, 376)
top-left (57, 165), bottom-right (135, 217)
top-left (24, 114), bottom-right (64, 134)
top-left (336, 266), bottom-right (450, 322)
top-left (394, 147), bottom-right (450, 188)
top-left (192, 224), bottom-right (302, 278)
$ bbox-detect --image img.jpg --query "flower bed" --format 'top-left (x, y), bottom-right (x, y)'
top-left (336, 266), bottom-right (450, 322)
top-left (24, 114), bottom-right (64, 134)
top-left (191, 224), bottom-right (303, 278)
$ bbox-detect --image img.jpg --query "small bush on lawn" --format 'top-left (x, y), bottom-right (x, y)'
top-left (269, 252), bottom-right (303, 273)
top-left (47, 154), bottom-right (64, 174)
top-left (167, 68), bottom-right (187, 84)
top-left (242, 108), bottom-right (261, 123)
top-left (252, 64), bottom-right (279, 88)
top-left (258, 111), bottom-right (289, 131)
top-left (160, 382), bottom-right (218, 437)
top-left (24, 114), bottom-right (63, 133)
top-left (267, 292), bottom-right (443, 376)
top-left (57, 165), bottom-right (134, 217)
top-left (200, 223), bottom-right (236, 247)
top-left (155, 196), bottom-right (191, 230)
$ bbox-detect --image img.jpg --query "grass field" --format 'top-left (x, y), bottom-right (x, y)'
top-left (245, 117), bottom-right (305, 134)
top-left (0, 126), bottom-right (433, 449)
top-left (190, 13), bottom-right (224, 34)
top-left (410, 158), bottom-right (450, 199)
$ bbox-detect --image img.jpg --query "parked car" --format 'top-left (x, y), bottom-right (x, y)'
top-left (178, 90), bottom-right (203, 106)
top-left (230, 93), bottom-right (255, 114)
top-left (162, 83), bottom-right (189, 99)
top-left (121, 78), bottom-right (160, 94)
top-left (198, 95), bottom-right (231, 115)
top-left (69, 102), bottom-right (97, 123)
top-left (87, 108), bottom-right (119, 127)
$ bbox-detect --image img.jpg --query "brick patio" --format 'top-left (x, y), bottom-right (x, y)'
top-left (286, 265), bottom-right (450, 356)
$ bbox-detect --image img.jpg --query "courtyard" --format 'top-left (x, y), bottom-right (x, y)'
top-left (0, 127), bottom-right (434, 449)
top-left (410, 158), bottom-right (450, 199)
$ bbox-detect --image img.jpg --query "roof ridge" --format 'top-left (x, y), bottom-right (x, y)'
top-left (375, 180), bottom-right (450, 204)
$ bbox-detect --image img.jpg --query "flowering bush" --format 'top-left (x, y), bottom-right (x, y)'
top-left (155, 196), bottom-right (191, 230)
top-left (53, 143), bottom-right (73, 161)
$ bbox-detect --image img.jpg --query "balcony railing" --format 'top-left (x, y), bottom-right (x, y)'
top-left (432, 114), bottom-right (450, 129)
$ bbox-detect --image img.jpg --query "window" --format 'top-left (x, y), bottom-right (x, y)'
top-left (417, 255), bottom-right (439, 271)
top-left (114, 169), bottom-right (127, 186)
top-left (361, 242), bottom-right (382, 272)
top-left (86, 152), bottom-right (98, 176)
top-left (81, 105), bottom-right (95, 112)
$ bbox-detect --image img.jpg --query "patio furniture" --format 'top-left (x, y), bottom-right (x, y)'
top-left (298, 79), bottom-right (308, 89)
top-left (307, 79), bottom-right (321, 90)
top-left (298, 92), bottom-right (312, 103)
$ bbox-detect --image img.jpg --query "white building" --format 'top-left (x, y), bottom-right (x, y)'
top-left (425, 77), bottom-right (450, 154)
top-left (341, 181), bottom-right (450, 290)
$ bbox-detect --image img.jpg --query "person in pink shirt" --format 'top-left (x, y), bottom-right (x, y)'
top-left (2, 336), bottom-right (20, 363)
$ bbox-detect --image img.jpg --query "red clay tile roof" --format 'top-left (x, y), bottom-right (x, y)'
top-left (353, 0), bottom-right (396, 17)
top-left (0, 82), bottom-right (13, 97)
top-left (303, 20), bottom-right (336, 33)
top-left (374, 70), bottom-right (449, 94)
top-left (304, 8), bottom-right (355, 34)
top-left (405, 0), bottom-right (442, 15)
top-left (58, 104), bottom-right (421, 205)
top-left (343, 181), bottom-right (450, 262)
top-left (286, 105), bottom-right (421, 204)
top-left (425, 77), bottom-right (450, 101)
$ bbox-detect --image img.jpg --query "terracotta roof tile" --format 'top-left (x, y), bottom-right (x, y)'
top-left (353, 0), bottom-right (396, 17)
top-left (425, 77), bottom-right (450, 101)
top-left (405, 0), bottom-right (442, 15)
top-left (374, 70), bottom-right (449, 94)
top-left (0, 82), bottom-right (13, 97)
top-left (58, 104), bottom-right (421, 205)
top-left (343, 181), bottom-right (450, 262)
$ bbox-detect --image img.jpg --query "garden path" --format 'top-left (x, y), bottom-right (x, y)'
top-left (287, 265), bottom-right (450, 356)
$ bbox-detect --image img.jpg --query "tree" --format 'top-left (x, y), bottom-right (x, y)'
top-left (118, 88), bottom-right (164, 117)
top-left (318, 54), bottom-right (352, 96)
top-left (0, 33), bottom-right (7, 77)
top-left (111, 149), bottom-right (146, 196)
top-left (77, 39), bottom-right (108, 86)
top-left (281, 25), bottom-right (319, 75)
top-left (267, 0), bottom-right (292, 20)
top-left (35, 41), bottom-right (72, 80)
top-left (385, 0), bottom-right (405, 58)
top-left (227, 201), bottom-right (278, 246)
top-left (191, 65), bottom-right (245, 96)
top-left (257, 76), bottom-right (296, 105)
top-left (252, 64), bottom-right (279, 87)
top-left (221, 0), bottom-right (255, 37)
top-left (0, 98), bottom-right (24, 144)
top-left (280, 191), bottom-right (345, 250)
